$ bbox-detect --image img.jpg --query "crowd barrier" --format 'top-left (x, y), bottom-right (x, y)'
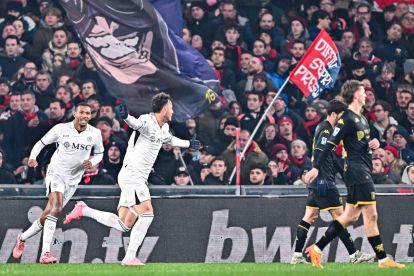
top-left (1, 195), bottom-right (413, 263)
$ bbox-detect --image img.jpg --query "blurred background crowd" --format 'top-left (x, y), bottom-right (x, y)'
top-left (1, 0), bottom-right (414, 188)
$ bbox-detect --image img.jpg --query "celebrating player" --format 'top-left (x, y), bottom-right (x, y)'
top-left (304, 80), bottom-right (405, 269)
top-left (12, 102), bottom-right (104, 264)
top-left (291, 100), bottom-right (375, 265)
top-left (63, 92), bottom-right (202, 266)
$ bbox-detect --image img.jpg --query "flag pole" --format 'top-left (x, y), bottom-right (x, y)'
top-left (179, 152), bottom-right (194, 186)
top-left (228, 76), bottom-right (291, 185)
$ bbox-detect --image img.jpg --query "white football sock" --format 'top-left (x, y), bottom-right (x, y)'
top-left (21, 219), bottom-right (43, 241)
top-left (125, 212), bottom-right (154, 259)
top-left (42, 215), bottom-right (57, 254)
top-left (83, 206), bottom-right (130, 232)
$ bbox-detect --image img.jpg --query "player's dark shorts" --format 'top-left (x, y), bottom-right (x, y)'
top-left (306, 187), bottom-right (343, 211)
top-left (346, 181), bottom-right (376, 207)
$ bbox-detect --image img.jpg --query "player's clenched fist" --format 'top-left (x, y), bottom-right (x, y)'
top-left (83, 160), bottom-right (92, 170)
top-left (27, 159), bottom-right (38, 168)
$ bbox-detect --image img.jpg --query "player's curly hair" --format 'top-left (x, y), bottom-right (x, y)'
top-left (341, 80), bottom-right (364, 105)
top-left (152, 92), bottom-right (171, 113)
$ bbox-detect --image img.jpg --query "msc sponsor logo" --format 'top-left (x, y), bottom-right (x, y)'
top-left (64, 142), bottom-right (92, 150)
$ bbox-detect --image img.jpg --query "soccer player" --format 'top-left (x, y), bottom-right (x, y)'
top-left (12, 102), bottom-right (104, 264)
top-left (291, 100), bottom-right (375, 265)
top-left (63, 92), bottom-right (202, 266)
top-left (304, 80), bottom-right (405, 269)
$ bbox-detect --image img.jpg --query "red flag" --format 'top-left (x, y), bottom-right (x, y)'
top-left (289, 30), bottom-right (341, 102)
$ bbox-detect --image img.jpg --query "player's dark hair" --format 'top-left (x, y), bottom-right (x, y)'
top-left (341, 80), bottom-right (364, 105)
top-left (50, 98), bottom-right (65, 109)
top-left (327, 100), bottom-right (347, 115)
top-left (75, 102), bottom-right (92, 111)
top-left (152, 92), bottom-right (171, 113)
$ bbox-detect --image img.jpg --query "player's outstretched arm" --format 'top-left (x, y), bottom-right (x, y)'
top-left (29, 124), bottom-right (61, 167)
top-left (118, 104), bottom-right (143, 131)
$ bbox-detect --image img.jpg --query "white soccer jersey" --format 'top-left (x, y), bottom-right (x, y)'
top-left (122, 113), bottom-right (189, 183)
top-left (31, 121), bottom-right (104, 182)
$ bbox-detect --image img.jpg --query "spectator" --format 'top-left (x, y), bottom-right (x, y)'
top-left (372, 147), bottom-right (402, 183)
top-left (372, 157), bottom-right (395, 184)
top-left (221, 129), bottom-right (268, 184)
top-left (309, 10), bottom-right (331, 41)
top-left (197, 101), bottom-right (228, 143)
top-left (352, 37), bottom-right (382, 76)
top-left (0, 35), bottom-right (27, 80)
top-left (236, 56), bottom-right (264, 98)
top-left (319, 0), bottom-right (346, 40)
top-left (187, 145), bottom-right (217, 184)
top-left (228, 100), bottom-right (242, 117)
top-left (79, 163), bottom-right (116, 185)
top-left (0, 92), bottom-right (20, 122)
top-left (3, 90), bottom-right (47, 167)
top-left (383, 124), bottom-right (398, 146)
top-left (236, 51), bottom-right (252, 81)
top-left (395, 2), bottom-right (410, 19)
top-left (372, 100), bottom-right (398, 142)
top-left (248, 163), bottom-right (272, 185)
top-left (222, 22), bottom-right (244, 72)
top-left (238, 90), bottom-right (275, 137)
top-left (277, 116), bottom-right (298, 148)
top-left (375, 23), bottom-right (406, 74)
top-left (203, 157), bottom-right (228, 185)
top-left (393, 127), bottom-right (414, 164)
top-left (269, 143), bottom-right (300, 185)
top-left (213, 116), bottom-right (238, 154)
top-left (351, 3), bottom-right (383, 43)
top-left (392, 85), bottom-right (413, 122)
top-left (32, 6), bottom-right (64, 55)
top-left (258, 122), bottom-right (279, 157)
top-left (199, 163), bottom-right (211, 184)
top-left (12, 61), bottom-right (37, 92)
top-left (289, 139), bottom-right (312, 173)
top-left (282, 16), bottom-right (310, 52)
top-left (267, 53), bottom-right (292, 89)
top-left (0, 78), bottom-right (10, 111)
top-left (54, 85), bottom-right (74, 119)
top-left (66, 41), bottom-right (83, 71)
top-left (245, 12), bottom-right (284, 51)
top-left (152, 144), bottom-right (181, 186)
top-left (100, 140), bottom-right (123, 180)
top-left (384, 145), bottom-right (407, 179)
top-left (379, 4), bottom-right (397, 34)
top-left (95, 116), bottom-right (126, 159)
top-left (0, 148), bottom-right (16, 184)
top-left (401, 12), bottom-right (414, 59)
top-left (303, 103), bottom-right (322, 139)
top-left (399, 164), bottom-right (414, 193)
top-left (210, 47), bottom-right (236, 92)
top-left (32, 71), bottom-right (54, 110)
top-left (187, 1), bottom-right (215, 47)
top-left (290, 40), bottom-right (306, 65)
top-left (172, 166), bottom-right (191, 186)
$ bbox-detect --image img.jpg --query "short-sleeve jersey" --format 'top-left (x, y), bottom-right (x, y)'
top-left (327, 109), bottom-right (372, 185)
top-left (41, 121), bottom-right (104, 181)
top-left (122, 113), bottom-right (173, 182)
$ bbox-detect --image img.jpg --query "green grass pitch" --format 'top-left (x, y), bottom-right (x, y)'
top-left (0, 263), bottom-right (413, 276)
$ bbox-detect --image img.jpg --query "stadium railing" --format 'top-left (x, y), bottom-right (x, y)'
top-left (0, 184), bottom-right (412, 198)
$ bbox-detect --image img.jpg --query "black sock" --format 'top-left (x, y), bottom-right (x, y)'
top-left (295, 220), bottom-right (311, 253)
top-left (368, 235), bottom-right (387, 260)
top-left (338, 229), bottom-right (356, 255)
top-left (315, 220), bottom-right (344, 250)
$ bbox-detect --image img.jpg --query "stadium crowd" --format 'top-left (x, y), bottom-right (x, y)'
top-left (0, 0), bottom-right (414, 188)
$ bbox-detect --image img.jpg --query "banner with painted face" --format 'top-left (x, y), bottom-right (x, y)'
top-left (59, 0), bottom-right (219, 122)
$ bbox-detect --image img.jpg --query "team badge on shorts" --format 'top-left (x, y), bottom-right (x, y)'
top-left (371, 192), bottom-right (376, 200)
top-left (139, 191), bottom-right (146, 198)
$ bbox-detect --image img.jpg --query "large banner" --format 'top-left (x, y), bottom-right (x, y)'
top-left (1, 196), bottom-right (413, 263)
top-left (58, 0), bottom-right (218, 122)
top-left (290, 30), bottom-right (341, 103)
